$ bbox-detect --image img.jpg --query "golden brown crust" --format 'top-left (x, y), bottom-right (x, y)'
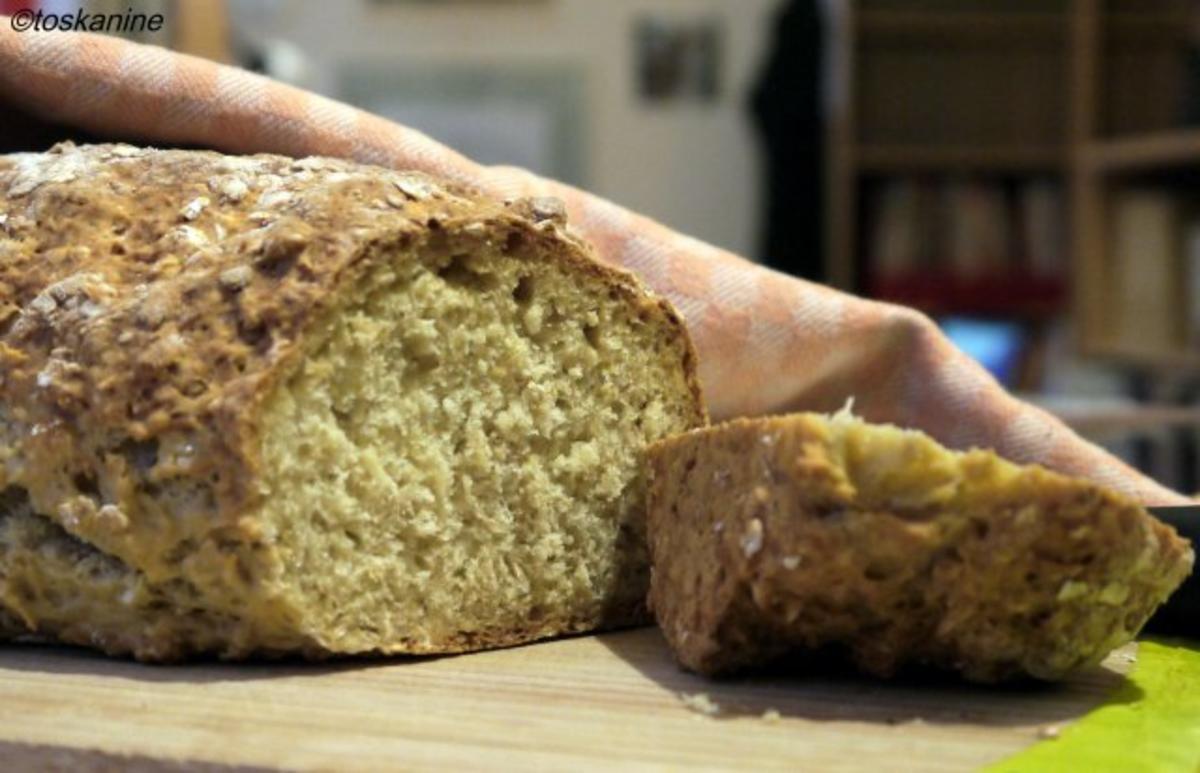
top-left (0, 142), bottom-right (704, 658)
top-left (646, 413), bottom-right (1194, 682)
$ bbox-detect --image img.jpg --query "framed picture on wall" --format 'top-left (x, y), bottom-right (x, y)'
top-left (634, 15), bottom-right (723, 103)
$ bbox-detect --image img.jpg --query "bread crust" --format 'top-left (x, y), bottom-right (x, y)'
top-left (646, 414), bottom-right (1193, 682)
top-left (0, 142), bottom-right (705, 658)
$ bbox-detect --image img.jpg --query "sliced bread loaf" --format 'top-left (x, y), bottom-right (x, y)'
top-left (646, 411), bottom-right (1192, 681)
top-left (0, 143), bottom-right (706, 660)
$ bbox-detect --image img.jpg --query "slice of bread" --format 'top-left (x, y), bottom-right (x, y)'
top-left (0, 143), bottom-right (706, 660)
top-left (646, 410), bottom-right (1193, 681)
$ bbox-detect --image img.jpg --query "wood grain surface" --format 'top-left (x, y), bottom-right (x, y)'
top-left (0, 628), bottom-right (1134, 771)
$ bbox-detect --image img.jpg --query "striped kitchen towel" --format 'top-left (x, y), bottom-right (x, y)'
top-left (0, 21), bottom-right (1186, 504)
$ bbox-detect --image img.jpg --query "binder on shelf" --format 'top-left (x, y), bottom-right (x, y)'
top-left (870, 178), bottom-right (939, 280)
top-left (944, 178), bottom-right (1010, 280)
top-left (871, 179), bottom-right (918, 280)
top-left (1109, 189), bottom-right (1182, 351)
top-left (1019, 180), bottom-right (1065, 279)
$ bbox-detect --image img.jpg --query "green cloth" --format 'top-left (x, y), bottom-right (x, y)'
top-left (988, 640), bottom-right (1200, 772)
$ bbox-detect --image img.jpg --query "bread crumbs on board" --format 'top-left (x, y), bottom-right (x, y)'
top-left (678, 692), bottom-right (720, 717)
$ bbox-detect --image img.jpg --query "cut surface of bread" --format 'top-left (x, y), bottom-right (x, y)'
top-left (646, 411), bottom-right (1193, 682)
top-left (0, 143), bottom-right (706, 660)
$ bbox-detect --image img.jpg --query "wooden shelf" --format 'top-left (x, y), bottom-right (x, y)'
top-left (857, 145), bottom-right (1064, 173)
top-left (1105, 12), bottom-right (1197, 38)
top-left (1082, 130), bottom-right (1200, 173)
top-left (1028, 395), bottom-right (1200, 435)
top-left (1084, 341), bottom-right (1200, 373)
top-left (857, 10), bottom-right (1064, 38)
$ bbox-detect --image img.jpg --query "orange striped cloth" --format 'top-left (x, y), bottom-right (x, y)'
top-left (0, 23), bottom-right (1186, 504)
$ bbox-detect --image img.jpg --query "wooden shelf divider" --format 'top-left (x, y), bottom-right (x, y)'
top-left (1085, 343), bottom-right (1200, 373)
top-left (1082, 129), bottom-right (1200, 173)
top-left (857, 144), bottom-right (1064, 173)
top-left (1106, 12), bottom-right (1197, 37)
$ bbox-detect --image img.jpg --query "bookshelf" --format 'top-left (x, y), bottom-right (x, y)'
top-left (827, 0), bottom-right (1200, 372)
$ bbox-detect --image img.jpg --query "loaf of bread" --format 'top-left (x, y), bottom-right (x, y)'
top-left (0, 143), bottom-right (707, 660)
top-left (646, 411), bottom-right (1193, 682)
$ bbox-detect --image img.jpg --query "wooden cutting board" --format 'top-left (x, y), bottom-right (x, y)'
top-left (0, 628), bottom-right (1133, 772)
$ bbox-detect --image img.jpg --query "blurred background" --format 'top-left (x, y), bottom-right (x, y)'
top-left (6, 0), bottom-right (1200, 492)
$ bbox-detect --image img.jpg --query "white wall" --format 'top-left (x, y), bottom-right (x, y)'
top-left (231, 0), bottom-right (785, 259)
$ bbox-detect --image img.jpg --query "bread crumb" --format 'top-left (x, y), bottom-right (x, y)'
top-left (741, 518), bottom-right (763, 557)
top-left (1037, 724), bottom-right (1061, 740)
top-left (679, 692), bottom-right (720, 717)
top-left (762, 709), bottom-right (781, 723)
top-left (1110, 648), bottom-right (1137, 666)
